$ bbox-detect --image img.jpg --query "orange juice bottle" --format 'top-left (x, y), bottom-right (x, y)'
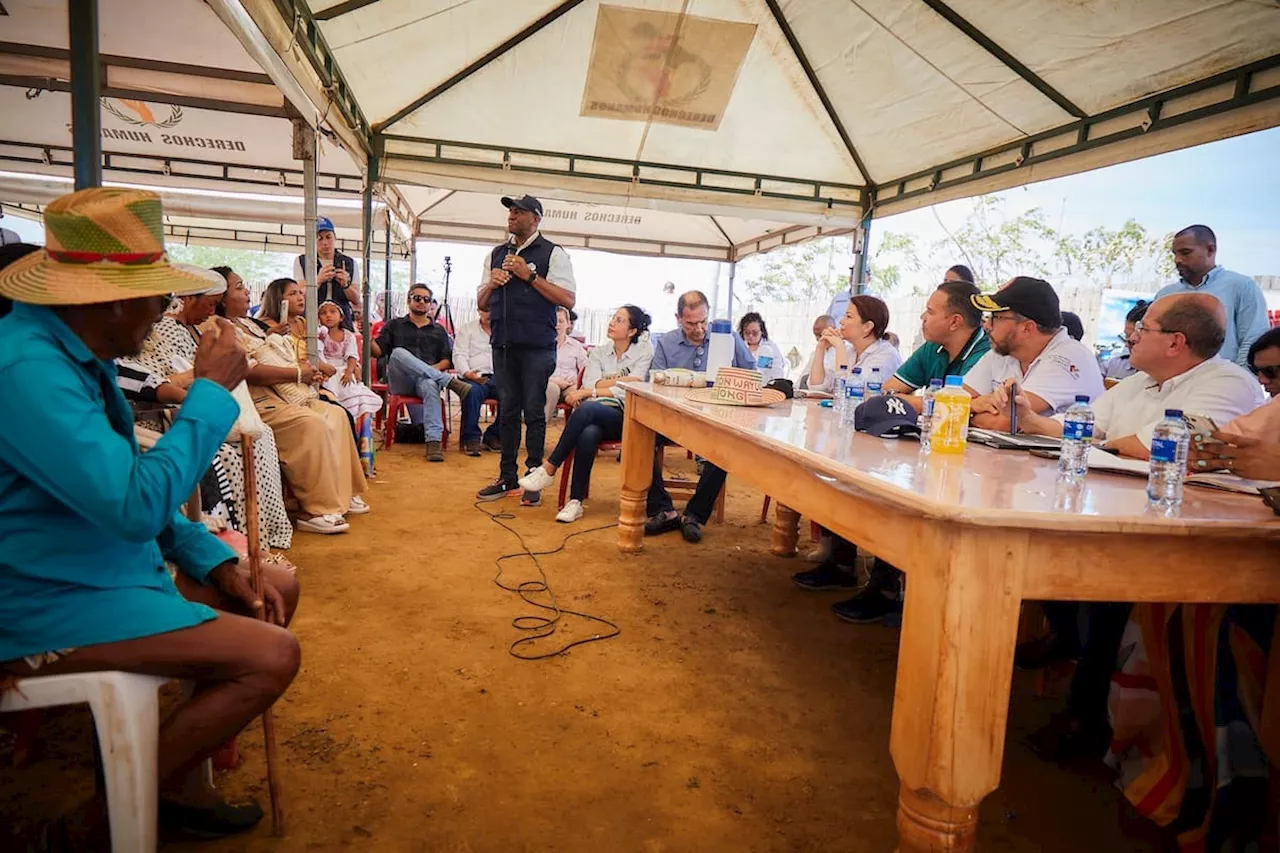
top-left (929, 375), bottom-right (971, 455)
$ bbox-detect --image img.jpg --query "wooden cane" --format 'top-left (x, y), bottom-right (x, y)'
top-left (240, 433), bottom-right (287, 836)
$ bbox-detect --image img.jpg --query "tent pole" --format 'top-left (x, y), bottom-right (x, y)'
top-left (383, 210), bottom-right (392, 327)
top-left (293, 119), bottom-right (319, 366)
top-left (726, 260), bottom-right (737, 317)
top-left (360, 157), bottom-right (374, 385)
top-left (68, 0), bottom-right (102, 189)
top-left (850, 207), bottom-right (873, 296)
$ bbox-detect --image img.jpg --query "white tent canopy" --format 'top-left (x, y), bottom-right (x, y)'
top-left (255, 0), bottom-right (1280, 225)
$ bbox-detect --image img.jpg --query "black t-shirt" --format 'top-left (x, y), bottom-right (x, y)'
top-left (375, 316), bottom-right (452, 366)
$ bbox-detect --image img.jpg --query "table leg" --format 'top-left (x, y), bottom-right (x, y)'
top-left (617, 402), bottom-right (656, 553)
top-left (890, 527), bottom-right (1027, 852)
top-left (770, 503), bottom-right (800, 557)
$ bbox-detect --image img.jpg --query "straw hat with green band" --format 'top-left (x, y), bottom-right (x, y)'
top-left (0, 187), bottom-right (218, 306)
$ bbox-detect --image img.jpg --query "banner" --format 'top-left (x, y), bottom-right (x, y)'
top-left (581, 5), bottom-right (756, 131)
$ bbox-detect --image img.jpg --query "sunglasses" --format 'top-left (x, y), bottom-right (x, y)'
top-left (408, 294), bottom-right (433, 304)
top-left (1251, 364), bottom-right (1280, 381)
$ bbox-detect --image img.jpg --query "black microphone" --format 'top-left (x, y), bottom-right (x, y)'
top-left (506, 234), bottom-right (518, 256)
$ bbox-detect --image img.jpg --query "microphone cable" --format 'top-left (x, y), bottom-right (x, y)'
top-left (475, 499), bottom-right (621, 661)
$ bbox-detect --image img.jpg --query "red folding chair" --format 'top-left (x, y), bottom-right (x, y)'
top-left (371, 344), bottom-right (450, 450)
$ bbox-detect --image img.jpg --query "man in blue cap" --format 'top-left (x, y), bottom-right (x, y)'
top-left (475, 195), bottom-right (577, 506)
top-left (293, 216), bottom-right (361, 330)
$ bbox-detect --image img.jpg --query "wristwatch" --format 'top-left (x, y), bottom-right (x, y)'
top-left (523, 270), bottom-right (538, 285)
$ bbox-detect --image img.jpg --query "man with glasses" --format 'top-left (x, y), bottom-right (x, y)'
top-left (644, 290), bottom-right (755, 543)
top-left (964, 276), bottom-right (1104, 429)
top-left (371, 283), bottom-right (473, 462)
top-left (1005, 292), bottom-right (1263, 759)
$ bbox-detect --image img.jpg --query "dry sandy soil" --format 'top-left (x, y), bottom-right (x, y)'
top-left (1, 417), bottom-right (1171, 852)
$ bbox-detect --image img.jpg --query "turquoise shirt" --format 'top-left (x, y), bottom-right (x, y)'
top-left (891, 327), bottom-right (991, 391)
top-left (1154, 266), bottom-right (1270, 367)
top-left (0, 303), bottom-right (239, 661)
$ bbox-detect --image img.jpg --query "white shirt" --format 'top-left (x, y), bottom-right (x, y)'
top-left (964, 328), bottom-right (1105, 415)
top-left (1091, 357), bottom-right (1266, 448)
top-left (477, 231), bottom-right (577, 293)
top-left (749, 339), bottom-right (788, 383)
top-left (583, 340), bottom-right (654, 405)
top-left (800, 345), bottom-right (837, 388)
top-left (452, 319), bottom-right (494, 376)
top-left (811, 337), bottom-right (902, 393)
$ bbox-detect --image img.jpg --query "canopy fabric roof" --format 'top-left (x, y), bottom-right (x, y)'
top-left (275, 0), bottom-right (1280, 223)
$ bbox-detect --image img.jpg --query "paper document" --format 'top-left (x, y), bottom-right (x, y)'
top-left (1084, 448), bottom-right (1279, 495)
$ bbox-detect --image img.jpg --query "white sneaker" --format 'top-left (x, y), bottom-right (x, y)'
top-left (804, 535), bottom-right (833, 562)
top-left (296, 514), bottom-right (350, 534)
top-left (556, 499), bottom-right (585, 523)
top-left (346, 496), bottom-right (370, 515)
top-left (517, 466), bottom-right (556, 493)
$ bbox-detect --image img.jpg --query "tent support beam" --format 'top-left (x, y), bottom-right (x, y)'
top-left (875, 53), bottom-right (1280, 209)
top-left (382, 211), bottom-right (391, 337)
top-left (361, 156), bottom-right (375, 385)
top-left (315, 0), bottom-right (381, 21)
top-left (762, 0), bottom-right (873, 184)
top-left (916, 0), bottom-right (1086, 119)
top-left (0, 76), bottom-right (293, 118)
top-left (68, 0), bottom-right (101, 189)
top-left (851, 200), bottom-right (872, 296)
top-left (294, 118), bottom-right (320, 366)
top-left (374, 0), bottom-right (588, 132)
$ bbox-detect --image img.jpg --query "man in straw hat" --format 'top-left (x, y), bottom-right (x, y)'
top-left (0, 188), bottom-right (301, 842)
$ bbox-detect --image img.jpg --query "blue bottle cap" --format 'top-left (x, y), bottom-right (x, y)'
top-left (1164, 408), bottom-right (1183, 418)
top-left (1075, 394), bottom-right (1090, 403)
top-left (928, 379), bottom-right (943, 388)
top-left (709, 319), bottom-right (732, 334)
top-left (852, 367), bottom-right (862, 374)
top-left (944, 375), bottom-right (964, 387)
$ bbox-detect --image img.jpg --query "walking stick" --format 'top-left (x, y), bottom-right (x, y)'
top-left (240, 433), bottom-right (286, 836)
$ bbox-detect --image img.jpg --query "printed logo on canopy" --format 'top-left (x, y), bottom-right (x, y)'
top-left (581, 5), bottom-right (756, 131)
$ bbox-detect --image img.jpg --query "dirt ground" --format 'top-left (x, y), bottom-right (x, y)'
top-left (1, 415), bottom-right (1172, 852)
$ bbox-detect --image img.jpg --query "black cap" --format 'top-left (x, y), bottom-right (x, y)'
top-left (971, 277), bottom-right (1061, 329)
top-left (501, 195), bottom-right (543, 217)
top-left (854, 394), bottom-right (921, 438)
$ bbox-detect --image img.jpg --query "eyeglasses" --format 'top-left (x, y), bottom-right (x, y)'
top-left (408, 295), bottom-right (432, 304)
top-left (1251, 364), bottom-right (1280, 380)
top-left (1133, 320), bottom-right (1177, 337)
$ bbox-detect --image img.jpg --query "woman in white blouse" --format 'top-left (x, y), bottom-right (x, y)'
top-left (808, 294), bottom-right (902, 393)
top-left (517, 305), bottom-right (653, 523)
top-left (738, 312), bottom-right (788, 383)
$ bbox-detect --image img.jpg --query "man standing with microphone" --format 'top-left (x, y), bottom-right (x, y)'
top-left (476, 195), bottom-right (576, 506)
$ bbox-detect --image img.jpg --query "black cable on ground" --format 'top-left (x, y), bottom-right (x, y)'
top-left (474, 500), bottom-right (621, 660)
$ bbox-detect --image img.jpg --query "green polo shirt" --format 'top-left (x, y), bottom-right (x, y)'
top-left (891, 327), bottom-right (990, 391)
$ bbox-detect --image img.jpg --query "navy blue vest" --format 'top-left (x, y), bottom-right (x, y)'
top-left (297, 250), bottom-right (357, 330)
top-left (488, 235), bottom-right (558, 349)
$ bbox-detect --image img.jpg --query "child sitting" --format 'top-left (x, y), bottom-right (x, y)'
top-left (317, 300), bottom-right (384, 421)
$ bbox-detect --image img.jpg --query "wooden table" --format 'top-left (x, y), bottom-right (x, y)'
top-left (617, 384), bottom-right (1280, 852)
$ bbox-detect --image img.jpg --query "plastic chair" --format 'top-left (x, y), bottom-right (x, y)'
top-left (556, 440), bottom-right (624, 509)
top-left (1, 671), bottom-right (168, 852)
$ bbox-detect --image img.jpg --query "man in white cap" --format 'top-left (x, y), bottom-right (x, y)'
top-left (0, 188), bottom-right (301, 843)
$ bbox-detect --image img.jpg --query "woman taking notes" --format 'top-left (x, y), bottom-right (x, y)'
top-left (517, 305), bottom-right (653, 523)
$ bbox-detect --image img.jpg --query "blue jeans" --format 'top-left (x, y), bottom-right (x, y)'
top-left (460, 377), bottom-right (500, 444)
top-left (547, 401), bottom-right (624, 501)
top-left (386, 349), bottom-right (448, 442)
top-left (492, 346), bottom-right (557, 485)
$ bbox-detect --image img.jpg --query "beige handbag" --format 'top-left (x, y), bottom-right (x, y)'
top-left (244, 333), bottom-right (317, 407)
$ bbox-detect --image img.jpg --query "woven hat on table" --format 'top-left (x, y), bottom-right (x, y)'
top-left (0, 187), bottom-right (217, 306)
top-left (687, 366), bottom-right (786, 407)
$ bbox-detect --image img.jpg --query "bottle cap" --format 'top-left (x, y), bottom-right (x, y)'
top-left (1075, 394), bottom-right (1090, 403)
top-left (928, 378), bottom-right (943, 388)
top-left (709, 319), bottom-right (732, 334)
top-left (1164, 408), bottom-right (1183, 418)
top-left (944, 375), bottom-right (964, 387)
top-left (852, 367), bottom-right (862, 374)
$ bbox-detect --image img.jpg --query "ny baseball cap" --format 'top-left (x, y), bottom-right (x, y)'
top-left (854, 394), bottom-right (922, 438)
top-left (501, 195), bottom-right (543, 217)
top-left (971, 276), bottom-right (1061, 329)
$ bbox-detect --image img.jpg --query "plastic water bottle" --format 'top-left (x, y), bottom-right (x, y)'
top-left (918, 378), bottom-right (943, 454)
top-left (1147, 409), bottom-right (1189, 511)
top-left (706, 319), bottom-right (735, 376)
top-left (866, 367), bottom-right (883, 399)
top-left (930, 375), bottom-right (972, 455)
top-left (840, 367), bottom-right (864, 427)
top-left (1057, 395), bottom-right (1095, 482)
top-left (833, 365), bottom-right (850, 416)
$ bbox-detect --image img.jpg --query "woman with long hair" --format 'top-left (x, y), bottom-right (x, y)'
top-left (218, 273), bottom-right (369, 534)
top-left (737, 311), bottom-right (787, 383)
top-left (517, 305), bottom-right (653, 523)
top-left (808, 294), bottom-right (902, 392)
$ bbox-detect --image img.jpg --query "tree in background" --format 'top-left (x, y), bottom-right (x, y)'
top-left (868, 231), bottom-right (924, 294)
top-left (165, 244), bottom-right (294, 296)
top-left (931, 197), bottom-right (1058, 287)
top-left (738, 238), bottom-right (852, 304)
top-left (1054, 218), bottom-right (1174, 287)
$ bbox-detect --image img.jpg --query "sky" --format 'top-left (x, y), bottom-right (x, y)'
top-left (3, 126), bottom-right (1277, 316)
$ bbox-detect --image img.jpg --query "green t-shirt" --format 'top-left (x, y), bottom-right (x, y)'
top-left (892, 327), bottom-right (990, 391)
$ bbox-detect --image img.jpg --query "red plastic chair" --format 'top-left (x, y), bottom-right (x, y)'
top-left (371, 350), bottom-right (450, 450)
top-left (556, 440), bottom-right (624, 509)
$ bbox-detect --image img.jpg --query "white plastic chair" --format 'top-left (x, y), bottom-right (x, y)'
top-left (0, 671), bottom-right (167, 852)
